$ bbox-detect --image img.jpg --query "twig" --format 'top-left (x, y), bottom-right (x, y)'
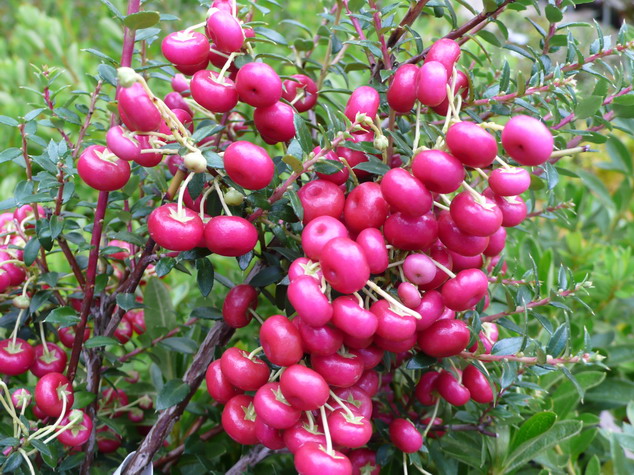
top-left (459, 351), bottom-right (590, 366)
top-left (527, 201), bottom-right (574, 218)
top-left (226, 446), bottom-right (273, 475)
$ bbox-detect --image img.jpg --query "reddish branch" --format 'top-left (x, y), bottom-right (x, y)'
top-left (481, 284), bottom-right (585, 323)
top-left (67, 190), bottom-right (109, 382)
top-left (386, 1), bottom-right (430, 49)
top-left (342, 0), bottom-right (375, 65)
top-left (401, 0), bottom-right (517, 66)
top-left (526, 201), bottom-right (574, 218)
top-left (58, 237), bottom-right (86, 286)
top-left (368, 0), bottom-right (391, 70)
top-left (460, 351), bottom-right (590, 365)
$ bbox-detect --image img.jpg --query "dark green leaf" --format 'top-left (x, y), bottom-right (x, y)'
top-left (116, 293), bottom-right (142, 311)
top-left (512, 412), bottom-right (557, 450)
top-left (575, 96), bottom-right (603, 119)
top-left (160, 337), bottom-right (198, 354)
top-left (44, 306), bottom-right (80, 328)
top-left (249, 266), bottom-right (284, 287)
top-left (156, 379), bottom-right (190, 410)
top-left (144, 277), bottom-right (176, 330)
top-left (23, 237), bottom-right (41, 266)
top-left (196, 258), bottom-right (214, 297)
top-left (294, 114), bottom-right (312, 153)
top-left (84, 336), bottom-right (119, 348)
top-left (123, 11), bottom-right (160, 30)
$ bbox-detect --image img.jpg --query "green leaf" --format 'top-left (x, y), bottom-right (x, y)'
top-left (159, 337), bottom-right (198, 354)
top-left (491, 337), bottom-right (523, 355)
top-left (97, 64), bottom-right (118, 86)
top-left (156, 379), bottom-right (190, 410)
top-left (575, 96), bottom-right (603, 119)
top-left (612, 94), bottom-right (634, 119)
top-left (23, 237), bottom-right (41, 266)
top-left (576, 170), bottom-right (614, 210)
top-left (190, 306), bottom-right (223, 320)
top-left (3, 452), bottom-right (23, 472)
top-left (116, 293), bottom-right (142, 311)
top-left (314, 159), bottom-right (344, 175)
top-left (547, 324), bottom-right (569, 357)
top-left (113, 230), bottom-right (146, 247)
top-left (196, 258), bottom-right (214, 297)
top-left (84, 336), bottom-right (119, 348)
top-left (249, 266), bottom-right (284, 287)
top-left (283, 154), bottom-right (304, 173)
top-left (29, 439), bottom-right (52, 458)
top-left (406, 354), bottom-right (436, 370)
top-left (143, 277), bottom-right (176, 330)
top-left (511, 412), bottom-right (557, 450)
top-left (0, 116), bottom-right (19, 127)
top-left (353, 159), bottom-right (390, 176)
top-left (545, 4), bottom-right (563, 23)
top-left (294, 114), bottom-right (312, 153)
top-left (504, 421), bottom-right (583, 472)
top-left (203, 150), bottom-right (224, 169)
top-left (585, 455), bottom-right (601, 475)
top-left (552, 371), bottom-right (605, 415)
top-left (586, 379), bottom-right (634, 406)
top-left (155, 257), bottom-right (176, 277)
top-left (478, 30), bottom-right (501, 47)
top-left (98, 0), bottom-right (124, 20)
top-left (72, 391), bottom-right (96, 409)
top-left (287, 190), bottom-right (304, 221)
top-left (44, 306), bottom-right (80, 328)
top-left (123, 11), bottom-right (160, 30)
top-left (254, 26), bottom-right (288, 45)
top-left (0, 148), bottom-right (22, 164)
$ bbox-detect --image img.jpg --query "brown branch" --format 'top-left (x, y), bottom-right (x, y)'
top-left (226, 446), bottom-right (273, 475)
top-left (459, 351), bottom-right (591, 366)
top-left (121, 322), bottom-right (235, 474)
top-left (526, 201), bottom-right (575, 218)
top-left (58, 237), bottom-right (86, 287)
top-left (72, 81), bottom-right (103, 160)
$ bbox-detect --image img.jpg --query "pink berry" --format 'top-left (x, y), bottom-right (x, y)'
top-left (380, 168), bottom-right (432, 217)
top-left (416, 61), bottom-right (448, 107)
top-left (502, 115), bottom-right (554, 166)
top-left (387, 64), bottom-right (419, 113)
top-left (223, 141), bottom-right (274, 190)
top-left (236, 62), bottom-right (282, 108)
top-left (446, 122), bottom-right (498, 169)
top-left (254, 101), bottom-right (296, 144)
top-left (488, 167), bottom-right (531, 196)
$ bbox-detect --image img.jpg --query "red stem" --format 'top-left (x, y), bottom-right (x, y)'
top-left (66, 191), bottom-right (109, 382)
top-left (368, 0), bottom-right (391, 70)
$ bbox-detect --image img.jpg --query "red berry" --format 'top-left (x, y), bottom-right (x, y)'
top-left (294, 442), bottom-right (352, 475)
top-left (441, 268), bottom-right (489, 311)
top-left (450, 191), bottom-right (503, 237)
top-left (236, 62), bottom-right (282, 108)
top-left (438, 211), bottom-right (490, 257)
top-left (387, 64), bottom-right (419, 113)
top-left (30, 343), bottom-right (67, 378)
top-left (205, 359), bottom-right (243, 404)
top-left (35, 372), bottom-right (74, 418)
top-left (288, 275), bottom-right (333, 327)
top-left (0, 338), bottom-right (35, 376)
top-left (311, 352), bottom-right (364, 388)
top-left (502, 115), bottom-right (554, 166)
top-left (254, 101), bottom-right (296, 143)
top-left (117, 83), bottom-right (162, 132)
top-left (57, 409), bottom-right (93, 447)
top-left (417, 319), bottom-right (471, 357)
top-left (255, 418), bottom-right (286, 449)
top-left (220, 347), bottom-right (269, 391)
top-left (206, 9), bottom-right (244, 53)
top-left (345, 86), bottom-right (379, 122)
top-left (296, 320), bottom-right (344, 356)
top-left (280, 364), bottom-right (330, 411)
top-left (320, 237), bottom-right (370, 294)
top-left (355, 228), bottom-right (389, 274)
top-left (204, 216), bottom-right (258, 257)
top-left (415, 371), bottom-right (440, 406)
top-left (301, 216), bottom-right (348, 261)
top-left (224, 141), bottom-right (275, 190)
top-left (254, 382), bottom-right (301, 429)
top-left (298, 180), bottom-right (345, 224)
top-left (380, 168), bottom-right (432, 217)
top-left (389, 418), bottom-right (423, 453)
top-left (425, 38), bottom-right (461, 74)
top-left (413, 290), bottom-right (445, 331)
top-left (283, 419), bottom-right (326, 454)
top-left (148, 203), bottom-right (204, 252)
top-left (332, 296), bottom-right (378, 340)
top-left (77, 145), bottom-right (131, 192)
top-left (190, 70), bottom-right (239, 113)
top-left (260, 315), bottom-right (303, 367)
top-left (416, 61), bottom-right (448, 107)
top-left (383, 212), bottom-right (438, 251)
top-left (282, 74), bottom-right (318, 112)
top-left (488, 167), bottom-right (531, 196)
top-left (371, 299), bottom-right (416, 342)
top-left (222, 284), bottom-right (258, 328)
top-left (446, 122), bottom-right (498, 169)
top-left (327, 408), bottom-right (372, 448)
top-left (462, 365), bottom-right (494, 404)
top-left (222, 394), bottom-right (258, 445)
top-left (161, 31), bottom-right (209, 66)
top-left (436, 370), bottom-right (471, 406)
top-left (343, 182), bottom-right (389, 234)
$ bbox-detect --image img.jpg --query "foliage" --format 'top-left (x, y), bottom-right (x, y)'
top-left (0, 0), bottom-right (633, 474)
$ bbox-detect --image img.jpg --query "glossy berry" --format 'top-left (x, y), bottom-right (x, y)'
top-left (438, 211), bottom-right (490, 257)
top-left (205, 359), bottom-right (243, 404)
top-left (441, 268), bottom-right (489, 311)
top-left (161, 31), bottom-right (209, 66)
top-left (301, 216), bottom-right (348, 261)
top-left (502, 115), bottom-right (554, 166)
top-left (356, 228), bottom-right (389, 274)
top-left (387, 64), bottom-right (419, 113)
top-left (296, 320), bottom-right (344, 356)
top-left (344, 182), bottom-right (389, 234)
top-left (416, 61), bottom-right (448, 107)
top-left (117, 83), bottom-right (162, 132)
top-left (345, 86), bottom-right (380, 122)
top-left (0, 338), bottom-right (35, 376)
top-left (191, 70), bottom-right (239, 113)
top-left (35, 372), bottom-right (74, 418)
top-left (332, 296), bottom-right (378, 339)
top-left (280, 364), bottom-right (330, 411)
top-left (398, 282), bottom-right (422, 308)
top-left (403, 253), bottom-right (437, 286)
top-left (204, 216), bottom-right (258, 257)
top-left (255, 418), bottom-right (286, 449)
top-left (381, 168), bottom-right (432, 217)
top-left (446, 122), bottom-right (498, 168)
top-left (220, 347), bottom-right (269, 391)
top-left (320, 237), bottom-right (370, 294)
top-left (222, 394), bottom-right (258, 445)
top-left (383, 212), bottom-right (438, 251)
top-left (311, 352), bottom-right (364, 388)
top-left (260, 315), bottom-right (303, 367)
top-left (236, 62), bottom-right (282, 108)
top-left (450, 191), bottom-right (503, 237)
top-left (254, 101), bottom-right (296, 143)
top-left (282, 74), bottom-right (319, 112)
top-left (462, 365), bottom-right (494, 404)
top-left (425, 38), bottom-right (461, 73)
top-left (294, 442), bottom-right (352, 475)
top-left (206, 9), bottom-right (244, 53)
top-left (222, 284), bottom-right (258, 328)
top-left (348, 448), bottom-right (380, 475)
top-left (371, 299), bottom-right (416, 342)
top-left (298, 180), bottom-right (345, 224)
top-left (254, 382), bottom-right (301, 430)
top-left (389, 418), bottom-right (423, 453)
top-left (77, 145), bottom-right (131, 192)
top-left (30, 342), bottom-right (67, 378)
top-left (314, 147), bottom-right (349, 185)
top-left (288, 275), bottom-right (333, 327)
top-left (148, 203), bottom-right (204, 252)
top-left (436, 371), bottom-right (471, 406)
top-left (488, 167), bottom-right (531, 196)
top-left (57, 410), bottom-right (93, 447)
top-left (328, 408), bottom-right (372, 448)
top-left (415, 371), bottom-right (440, 406)
top-left (418, 319), bottom-right (471, 357)
top-left (483, 188), bottom-right (528, 228)
top-left (224, 141), bottom-right (274, 190)
top-left (283, 419), bottom-right (326, 454)
top-left (106, 126), bottom-right (141, 161)
top-left (412, 149), bottom-right (465, 194)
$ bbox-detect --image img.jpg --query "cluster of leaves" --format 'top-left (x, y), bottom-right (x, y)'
top-left (0, 0), bottom-right (633, 473)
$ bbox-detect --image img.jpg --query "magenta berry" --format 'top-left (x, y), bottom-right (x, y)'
top-left (191, 70), bottom-right (239, 113)
top-left (389, 418), bottom-right (423, 453)
top-left (446, 121), bottom-right (498, 168)
top-left (223, 141), bottom-right (275, 190)
top-left (77, 145), bottom-right (131, 192)
top-left (206, 9), bottom-right (244, 53)
top-left (345, 86), bottom-right (380, 122)
top-left (450, 191), bottom-right (503, 237)
top-left (418, 319), bottom-right (471, 357)
top-left (462, 365), bottom-right (494, 404)
top-left (380, 168), bottom-right (432, 217)
top-left (117, 82), bottom-right (162, 132)
top-left (148, 203), bottom-right (204, 252)
top-left (301, 216), bottom-right (348, 261)
top-left (236, 62), bottom-right (282, 108)
top-left (320, 237), bottom-right (370, 294)
top-left (502, 115), bottom-right (554, 166)
top-left (298, 180), bottom-right (345, 224)
top-left (383, 212), bottom-right (438, 251)
top-left (356, 228), bottom-right (389, 274)
top-left (282, 74), bottom-right (318, 112)
top-left (489, 167), bottom-right (531, 196)
top-left (387, 64), bottom-right (419, 113)
top-left (416, 60), bottom-right (449, 107)
top-left (425, 38), bottom-right (461, 73)
top-left (254, 101), bottom-right (296, 143)
top-left (161, 31), bottom-right (209, 66)
top-left (441, 268), bottom-right (489, 311)
top-left (412, 149), bottom-right (465, 194)
top-left (204, 216), bottom-right (258, 257)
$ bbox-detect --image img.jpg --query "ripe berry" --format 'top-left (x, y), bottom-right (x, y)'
top-left (425, 38), bottom-right (462, 73)
top-left (255, 418), bottom-right (286, 449)
top-left (320, 237), bottom-right (370, 294)
top-left (416, 61), bottom-right (448, 107)
top-left (502, 115), bottom-right (554, 166)
top-left (371, 299), bottom-right (416, 341)
top-left (462, 365), bottom-right (494, 404)
top-left (301, 216), bottom-right (348, 261)
top-left (254, 101), bottom-right (296, 144)
top-left (344, 182), bottom-right (389, 234)
top-left (283, 419), bottom-right (326, 454)
top-left (35, 372), bottom-right (74, 418)
top-left (254, 382), bottom-right (301, 429)
top-left (355, 228), bottom-right (389, 274)
top-left (332, 296), bottom-right (378, 339)
top-left (260, 315), bottom-right (303, 367)
top-left (282, 74), bottom-right (318, 112)
top-left (383, 212), bottom-right (438, 251)
top-left (222, 394), bottom-right (258, 445)
top-left (204, 216), bottom-right (258, 257)
top-left (206, 9), bottom-right (244, 53)
top-left (314, 147), bottom-right (349, 185)
top-left (380, 168), bottom-right (432, 217)
top-left (57, 410), bottom-right (93, 447)
top-left (164, 91), bottom-right (193, 115)
top-left (415, 370), bottom-right (440, 406)
top-left (412, 149), bottom-right (465, 194)
top-left (205, 359), bottom-right (243, 404)
top-left (345, 86), bottom-right (380, 122)
top-left (403, 253), bottom-right (437, 286)
top-left (220, 347), bottom-right (269, 391)
top-left (387, 64), bottom-right (419, 113)
top-left (236, 62), bottom-right (282, 108)
top-left (436, 370), bottom-right (471, 406)
top-left (190, 70), bottom-right (239, 113)
top-left (389, 418), bottom-right (423, 453)
top-left (398, 282), bottom-right (422, 308)
top-left (224, 141), bottom-right (275, 190)
top-left (446, 122), bottom-right (498, 168)
top-left (298, 180), bottom-right (345, 224)
top-left (450, 191), bottom-right (503, 237)
top-left (161, 31), bottom-right (209, 66)
top-left (311, 351), bottom-right (364, 388)
top-left (148, 203), bottom-right (204, 252)
top-left (294, 442), bottom-right (352, 475)
top-left (222, 284), bottom-right (258, 328)
top-left (106, 126), bottom-right (141, 161)
top-left (280, 364), bottom-right (330, 411)
top-left (488, 167), bottom-right (531, 196)
top-left (418, 319), bottom-right (471, 357)
top-left (327, 408), bottom-right (372, 448)
top-left (483, 188), bottom-right (528, 227)
top-left (117, 83), bottom-right (162, 132)
top-left (296, 320), bottom-right (344, 356)
top-left (348, 448), bottom-right (380, 475)
top-left (77, 145), bottom-right (131, 192)
top-left (483, 227), bottom-right (507, 257)
top-left (441, 268), bottom-right (489, 311)
top-left (0, 338), bottom-right (35, 376)
top-left (30, 342), bottom-right (67, 378)
top-left (288, 275), bottom-right (333, 327)
top-left (438, 211), bottom-right (490, 257)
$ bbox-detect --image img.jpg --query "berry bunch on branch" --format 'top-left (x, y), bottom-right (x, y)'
top-left (0, 0), bottom-right (631, 474)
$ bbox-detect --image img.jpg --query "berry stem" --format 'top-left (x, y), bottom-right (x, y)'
top-left (198, 186), bottom-right (215, 220)
top-left (403, 452), bottom-right (408, 475)
top-left (365, 280), bottom-right (422, 320)
top-left (433, 201), bottom-right (450, 211)
top-left (549, 146), bottom-right (588, 158)
top-left (494, 156), bottom-right (511, 169)
top-left (18, 448), bottom-right (35, 475)
top-left (39, 323), bottom-right (51, 358)
top-left (319, 405), bottom-right (334, 456)
top-left (248, 308), bottom-right (264, 325)
top-left (459, 350), bottom-right (592, 365)
top-left (177, 172), bottom-right (195, 218)
top-left (246, 346), bottom-right (263, 360)
top-left (421, 398), bottom-right (441, 440)
top-left (412, 102), bottom-right (422, 152)
top-left (429, 257), bottom-right (456, 279)
top-left (474, 168), bottom-right (489, 180)
top-left (184, 21), bottom-right (206, 33)
top-left (329, 390), bottom-right (357, 419)
top-left (216, 52), bottom-right (238, 84)
top-left (29, 392), bottom-right (68, 441)
top-left (214, 178), bottom-right (233, 216)
top-left (10, 309), bottom-right (27, 346)
top-left (0, 381), bottom-right (30, 436)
